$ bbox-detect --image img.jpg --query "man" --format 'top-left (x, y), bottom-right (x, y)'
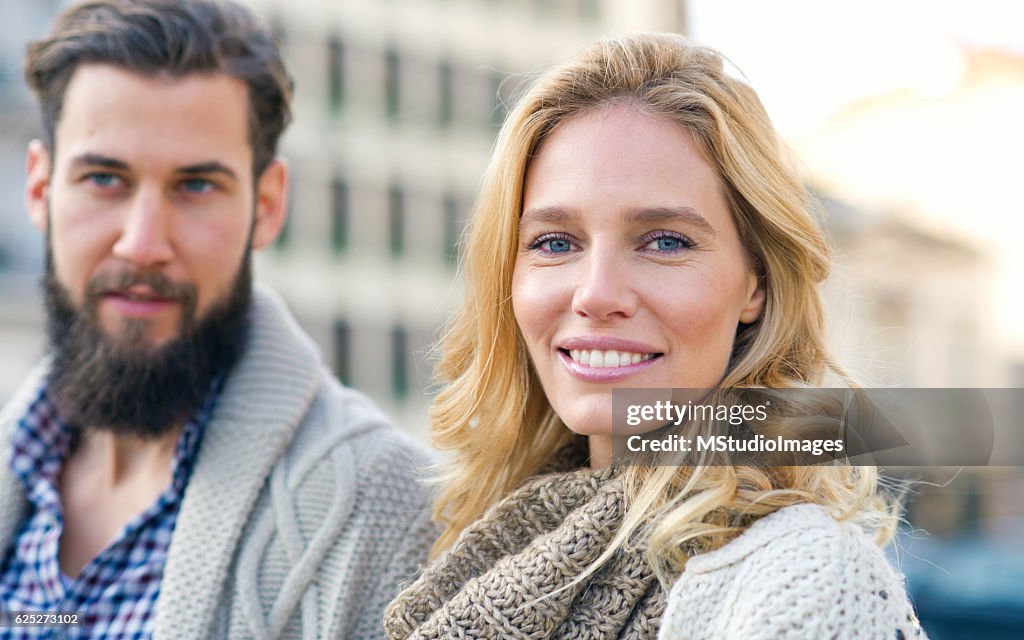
top-left (0, 1), bottom-right (436, 637)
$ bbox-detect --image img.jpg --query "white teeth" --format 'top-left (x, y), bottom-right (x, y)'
top-left (567, 348), bottom-right (654, 368)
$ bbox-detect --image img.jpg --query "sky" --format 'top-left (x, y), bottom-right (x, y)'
top-left (687, 0), bottom-right (1024, 137)
top-left (687, 0), bottom-right (1024, 361)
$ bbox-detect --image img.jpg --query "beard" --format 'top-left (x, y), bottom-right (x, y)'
top-left (43, 245), bottom-right (252, 439)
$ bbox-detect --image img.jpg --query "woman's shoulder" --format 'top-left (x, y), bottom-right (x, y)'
top-left (658, 503), bottom-right (926, 640)
top-left (680, 503), bottom-right (867, 574)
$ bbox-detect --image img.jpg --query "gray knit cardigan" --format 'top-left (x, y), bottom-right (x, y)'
top-left (0, 287), bottom-right (438, 639)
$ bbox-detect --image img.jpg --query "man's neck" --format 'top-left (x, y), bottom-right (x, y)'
top-left (57, 425), bottom-right (183, 577)
top-left (72, 427), bottom-right (182, 487)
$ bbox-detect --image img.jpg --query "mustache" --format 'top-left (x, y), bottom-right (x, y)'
top-left (84, 270), bottom-right (198, 310)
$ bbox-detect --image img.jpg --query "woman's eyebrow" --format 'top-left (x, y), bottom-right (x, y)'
top-left (519, 205), bottom-right (575, 227)
top-left (519, 205), bottom-right (717, 237)
top-left (626, 206), bottom-right (718, 237)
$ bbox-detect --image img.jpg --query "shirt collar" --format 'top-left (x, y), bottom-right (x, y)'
top-left (10, 376), bottom-right (224, 504)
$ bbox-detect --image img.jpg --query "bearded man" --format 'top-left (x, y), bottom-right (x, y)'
top-left (0, 1), bottom-right (436, 638)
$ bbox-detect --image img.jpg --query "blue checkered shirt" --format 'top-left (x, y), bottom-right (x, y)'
top-left (0, 382), bottom-right (219, 639)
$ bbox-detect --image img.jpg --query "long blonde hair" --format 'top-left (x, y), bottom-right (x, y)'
top-left (429, 33), bottom-right (896, 579)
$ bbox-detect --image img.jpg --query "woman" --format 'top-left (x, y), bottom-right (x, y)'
top-left (384, 34), bottom-right (924, 639)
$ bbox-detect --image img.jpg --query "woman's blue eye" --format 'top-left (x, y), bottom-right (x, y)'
top-left (545, 238), bottom-right (572, 253)
top-left (528, 234), bottom-right (576, 254)
top-left (642, 232), bottom-right (692, 253)
top-left (656, 236), bottom-right (682, 251)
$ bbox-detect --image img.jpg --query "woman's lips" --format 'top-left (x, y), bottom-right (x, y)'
top-left (557, 348), bottom-right (662, 382)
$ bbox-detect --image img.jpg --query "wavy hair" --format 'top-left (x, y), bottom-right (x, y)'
top-left (428, 33), bottom-right (896, 579)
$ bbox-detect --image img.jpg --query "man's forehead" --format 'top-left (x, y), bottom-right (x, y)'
top-left (54, 63), bottom-right (252, 169)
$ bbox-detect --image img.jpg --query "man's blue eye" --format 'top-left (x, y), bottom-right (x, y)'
top-left (545, 238), bottom-right (572, 253)
top-left (88, 173), bottom-right (118, 187)
top-left (182, 178), bottom-right (214, 193)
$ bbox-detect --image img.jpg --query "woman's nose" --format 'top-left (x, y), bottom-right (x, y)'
top-left (570, 248), bottom-right (639, 321)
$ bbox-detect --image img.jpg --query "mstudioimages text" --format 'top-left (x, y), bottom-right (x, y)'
top-left (625, 400), bottom-right (770, 427)
top-left (626, 433), bottom-right (845, 457)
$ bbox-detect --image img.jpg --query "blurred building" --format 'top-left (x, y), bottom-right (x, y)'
top-left (240, 0), bottom-right (687, 434)
top-left (0, 1), bottom-right (55, 401)
top-left (819, 193), bottom-right (996, 387)
top-left (791, 46), bottom-right (1024, 386)
top-left (0, 0), bottom-right (1006, 427)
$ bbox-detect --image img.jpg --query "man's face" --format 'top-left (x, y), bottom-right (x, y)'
top-left (31, 64), bottom-right (277, 346)
top-left (25, 64), bottom-right (288, 434)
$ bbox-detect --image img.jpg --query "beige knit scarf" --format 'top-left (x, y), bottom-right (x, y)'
top-left (383, 447), bottom-right (666, 639)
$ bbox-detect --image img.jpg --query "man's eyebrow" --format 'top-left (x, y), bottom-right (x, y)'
top-left (177, 161), bottom-right (238, 181)
top-left (69, 153), bottom-right (129, 171)
top-left (67, 155), bottom-right (239, 182)
top-left (626, 206), bottom-right (718, 237)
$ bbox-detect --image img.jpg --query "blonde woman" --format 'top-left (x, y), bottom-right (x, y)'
top-left (384, 34), bottom-right (924, 639)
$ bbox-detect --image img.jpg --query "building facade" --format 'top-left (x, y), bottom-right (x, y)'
top-left (242, 0), bottom-right (687, 433)
top-left (0, 0), bottom-right (997, 431)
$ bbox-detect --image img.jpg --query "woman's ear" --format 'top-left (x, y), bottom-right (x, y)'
top-left (739, 268), bottom-right (766, 324)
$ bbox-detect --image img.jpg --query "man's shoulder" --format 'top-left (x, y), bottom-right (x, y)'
top-left (283, 370), bottom-right (436, 505)
top-left (0, 360), bottom-right (51, 440)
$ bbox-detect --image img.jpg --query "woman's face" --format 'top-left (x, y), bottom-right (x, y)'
top-left (512, 103), bottom-right (765, 449)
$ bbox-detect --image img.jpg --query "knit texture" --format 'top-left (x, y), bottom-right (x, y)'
top-left (0, 286), bottom-right (439, 639)
top-left (383, 449), bottom-right (666, 640)
top-left (382, 440), bottom-right (925, 640)
top-left (657, 503), bottom-right (925, 640)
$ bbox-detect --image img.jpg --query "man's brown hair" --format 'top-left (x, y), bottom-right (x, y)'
top-left (24, 0), bottom-right (293, 176)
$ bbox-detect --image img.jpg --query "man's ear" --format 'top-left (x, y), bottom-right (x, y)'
top-left (26, 140), bottom-right (51, 233)
top-left (250, 157), bottom-right (289, 250)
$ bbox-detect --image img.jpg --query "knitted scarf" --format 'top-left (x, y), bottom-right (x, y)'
top-left (383, 448), bottom-right (666, 640)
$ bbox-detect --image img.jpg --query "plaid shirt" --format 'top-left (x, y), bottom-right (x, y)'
top-left (0, 382), bottom-right (219, 640)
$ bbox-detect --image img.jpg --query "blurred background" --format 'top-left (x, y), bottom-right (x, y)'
top-left (1, 0), bottom-right (1022, 636)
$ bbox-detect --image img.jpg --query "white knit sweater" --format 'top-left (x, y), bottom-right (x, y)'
top-left (0, 287), bottom-right (439, 639)
top-left (658, 503), bottom-right (925, 639)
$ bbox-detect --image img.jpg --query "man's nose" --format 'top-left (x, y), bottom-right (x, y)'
top-left (570, 248), bottom-right (639, 321)
top-left (111, 186), bottom-right (175, 267)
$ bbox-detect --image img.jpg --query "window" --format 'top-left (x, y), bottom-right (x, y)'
top-left (532, 0), bottom-right (553, 17)
top-left (333, 319), bottom-right (351, 386)
top-left (391, 325), bottom-right (408, 400)
top-left (443, 190), bottom-right (460, 264)
top-left (384, 47), bottom-right (401, 122)
top-left (489, 70), bottom-right (510, 128)
top-left (388, 184), bottom-right (405, 258)
top-left (328, 36), bottom-right (345, 112)
top-left (270, 17), bottom-right (287, 47)
top-left (438, 59), bottom-right (454, 127)
top-left (578, 0), bottom-right (600, 21)
top-left (331, 178), bottom-right (349, 253)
